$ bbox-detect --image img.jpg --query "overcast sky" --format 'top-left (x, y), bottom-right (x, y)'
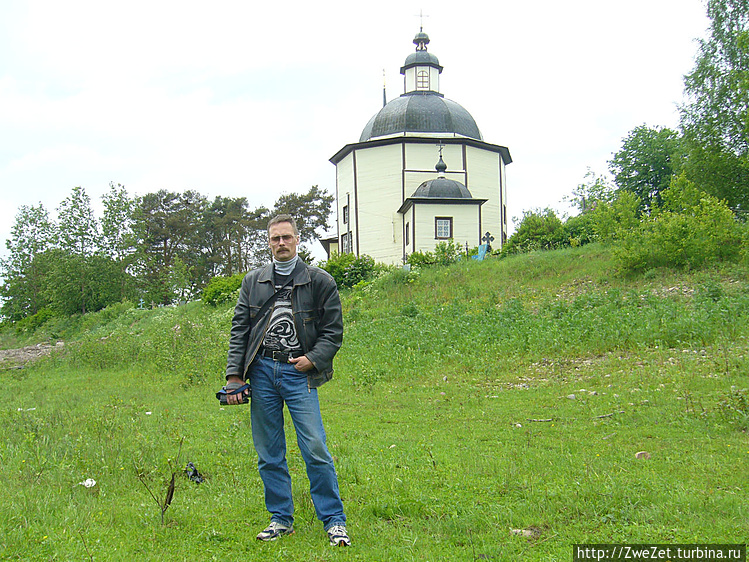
top-left (0, 0), bottom-right (710, 260)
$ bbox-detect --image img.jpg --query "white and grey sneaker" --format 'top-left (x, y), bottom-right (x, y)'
top-left (256, 521), bottom-right (294, 541)
top-left (327, 524), bottom-right (351, 546)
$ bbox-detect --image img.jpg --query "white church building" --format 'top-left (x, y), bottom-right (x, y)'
top-left (326, 30), bottom-right (512, 265)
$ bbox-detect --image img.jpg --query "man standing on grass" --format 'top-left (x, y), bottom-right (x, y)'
top-left (223, 214), bottom-right (350, 547)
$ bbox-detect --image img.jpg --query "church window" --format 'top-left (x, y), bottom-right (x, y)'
top-left (435, 217), bottom-right (452, 239)
top-left (342, 205), bottom-right (349, 224)
top-left (405, 222), bottom-right (410, 246)
top-left (341, 232), bottom-right (351, 253)
top-left (417, 70), bottom-right (429, 90)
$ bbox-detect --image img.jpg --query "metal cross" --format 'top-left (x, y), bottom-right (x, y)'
top-left (416, 9), bottom-right (429, 31)
top-left (482, 231), bottom-right (495, 250)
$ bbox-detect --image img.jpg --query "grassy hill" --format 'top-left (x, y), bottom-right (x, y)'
top-left (1, 244), bottom-right (747, 560)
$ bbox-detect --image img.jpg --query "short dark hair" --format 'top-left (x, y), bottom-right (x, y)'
top-left (267, 214), bottom-right (299, 236)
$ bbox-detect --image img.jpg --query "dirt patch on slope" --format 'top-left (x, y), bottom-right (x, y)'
top-left (0, 342), bottom-right (64, 368)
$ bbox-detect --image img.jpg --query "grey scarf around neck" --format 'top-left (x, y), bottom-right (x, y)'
top-left (273, 255), bottom-right (298, 276)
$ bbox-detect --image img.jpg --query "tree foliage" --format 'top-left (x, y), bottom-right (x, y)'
top-left (41, 250), bottom-right (132, 316)
top-left (2, 184), bottom-right (334, 321)
top-left (1, 204), bottom-right (55, 320)
top-left (609, 125), bottom-right (682, 214)
top-left (131, 189), bottom-right (210, 304)
top-left (565, 168), bottom-right (616, 214)
top-left (101, 182), bottom-right (136, 261)
top-left (502, 208), bottom-right (565, 255)
top-left (272, 185), bottom-right (335, 245)
top-left (57, 186), bottom-right (99, 256)
top-left (680, 0), bottom-right (749, 210)
top-left (205, 196), bottom-right (256, 277)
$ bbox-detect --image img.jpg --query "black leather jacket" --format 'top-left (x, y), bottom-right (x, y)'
top-left (225, 259), bottom-right (343, 389)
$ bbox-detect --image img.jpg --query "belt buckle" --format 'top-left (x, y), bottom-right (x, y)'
top-left (272, 350), bottom-right (289, 363)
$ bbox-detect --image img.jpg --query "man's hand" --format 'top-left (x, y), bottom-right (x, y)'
top-left (289, 355), bottom-right (313, 372)
top-left (225, 375), bottom-right (250, 405)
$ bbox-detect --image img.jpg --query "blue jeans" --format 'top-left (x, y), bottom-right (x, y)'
top-left (249, 356), bottom-right (346, 530)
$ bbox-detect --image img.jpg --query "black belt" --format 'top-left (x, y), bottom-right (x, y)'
top-left (260, 348), bottom-right (304, 363)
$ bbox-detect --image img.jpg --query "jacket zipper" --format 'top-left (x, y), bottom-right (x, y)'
top-left (243, 282), bottom-right (276, 380)
top-left (289, 284), bottom-right (312, 393)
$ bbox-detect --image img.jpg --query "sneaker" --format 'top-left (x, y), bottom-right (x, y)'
top-left (327, 524), bottom-right (350, 547)
top-left (256, 521), bottom-right (294, 541)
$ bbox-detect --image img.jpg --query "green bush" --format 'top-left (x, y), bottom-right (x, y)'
top-left (614, 177), bottom-right (746, 273)
top-left (343, 254), bottom-right (376, 287)
top-left (407, 249), bottom-right (436, 268)
top-left (202, 272), bottom-right (245, 306)
top-left (407, 240), bottom-right (463, 268)
top-left (501, 208), bottom-right (565, 256)
top-left (13, 307), bottom-right (57, 334)
top-left (433, 239), bottom-right (463, 266)
top-left (320, 252), bottom-right (377, 288)
top-left (320, 252), bottom-right (355, 286)
top-left (586, 190), bottom-right (642, 242)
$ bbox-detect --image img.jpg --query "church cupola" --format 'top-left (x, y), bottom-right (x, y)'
top-left (358, 31), bottom-right (483, 142)
top-left (435, 153), bottom-right (447, 177)
top-left (400, 30), bottom-right (443, 94)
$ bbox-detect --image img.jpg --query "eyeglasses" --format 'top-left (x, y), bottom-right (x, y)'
top-left (270, 234), bottom-right (296, 244)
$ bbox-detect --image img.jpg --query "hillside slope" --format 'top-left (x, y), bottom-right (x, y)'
top-left (1, 244), bottom-right (747, 560)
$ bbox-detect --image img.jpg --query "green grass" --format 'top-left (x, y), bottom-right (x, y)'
top-left (1, 244), bottom-right (748, 560)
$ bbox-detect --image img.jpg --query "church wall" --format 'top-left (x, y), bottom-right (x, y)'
top-left (404, 142), bottom-right (464, 174)
top-left (403, 143), bottom-right (467, 197)
top-left (465, 146), bottom-right (503, 247)
top-left (334, 140), bottom-right (508, 262)
top-left (402, 207), bottom-right (415, 257)
top-left (412, 204), bottom-right (482, 254)
top-left (500, 157), bottom-right (508, 242)
top-left (335, 153), bottom-right (356, 254)
top-left (354, 144), bottom-right (404, 264)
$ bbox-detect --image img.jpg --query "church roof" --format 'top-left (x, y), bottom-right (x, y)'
top-left (359, 30), bottom-right (482, 142)
top-left (412, 176), bottom-right (472, 199)
top-left (359, 92), bottom-right (483, 142)
top-left (401, 50), bottom-right (443, 72)
top-left (401, 30), bottom-right (443, 72)
top-left (397, 155), bottom-right (487, 214)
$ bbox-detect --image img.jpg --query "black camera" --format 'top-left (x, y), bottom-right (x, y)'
top-left (216, 383), bottom-right (251, 405)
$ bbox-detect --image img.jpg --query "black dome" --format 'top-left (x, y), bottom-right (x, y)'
top-left (401, 50), bottom-right (442, 71)
top-left (359, 93), bottom-right (483, 142)
top-left (412, 177), bottom-right (472, 199)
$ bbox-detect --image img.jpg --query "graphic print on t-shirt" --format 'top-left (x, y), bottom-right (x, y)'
top-left (262, 286), bottom-right (301, 351)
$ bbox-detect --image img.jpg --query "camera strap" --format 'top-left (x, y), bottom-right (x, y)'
top-left (255, 273), bottom-right (295, 324)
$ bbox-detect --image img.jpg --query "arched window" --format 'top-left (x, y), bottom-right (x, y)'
top-left (417, 70), bottom-right (429, 90)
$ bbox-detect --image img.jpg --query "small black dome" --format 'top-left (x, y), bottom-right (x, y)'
top-left (402, 50), bottom-right (442, 70)
top-left (359, 93), bottom-right (482, 142)
top-left (412, 177), bottom-right (472, 199)
top-left (401, 31), bottom-right (442, 73)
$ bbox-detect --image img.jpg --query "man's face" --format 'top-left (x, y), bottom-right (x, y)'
top-left (268, 221), bottom-right (299, 262)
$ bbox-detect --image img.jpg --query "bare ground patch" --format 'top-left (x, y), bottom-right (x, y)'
top-left (0, 342), bottom-right (64, 369)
